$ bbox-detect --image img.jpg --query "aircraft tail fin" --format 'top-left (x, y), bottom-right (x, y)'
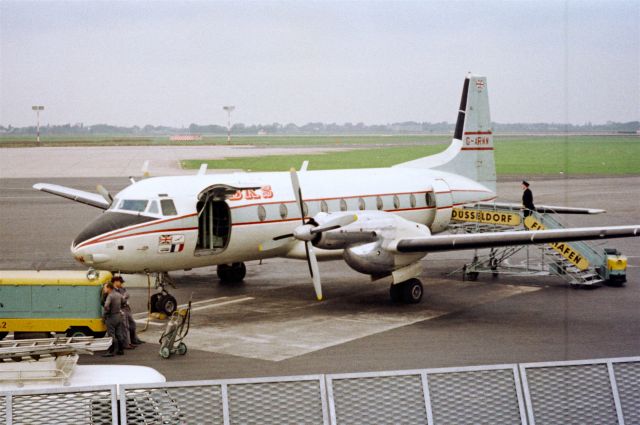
top-left (394, 74), bottom-right (496, 193)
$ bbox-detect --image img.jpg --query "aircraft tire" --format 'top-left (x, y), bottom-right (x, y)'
top-left (389, 284), bottom-right (403, 303)
top-left (158, 294), bottom-right (177, 316)
top-left (402, 278), bottom-right (423, 304)
top-left (217, 262), bottom-right (246, 283)
top-left (177, 342), bottom-right (188, 355)
top-left (150, 293), bottom-right (162, 313)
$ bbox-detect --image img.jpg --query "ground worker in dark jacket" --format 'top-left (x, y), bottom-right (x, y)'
top-left (522, 180), bottom-right (535, 218)
top-left (112, 276), bottom-right (143, 347)
top-left (102, 282), bottom-right (126, 357)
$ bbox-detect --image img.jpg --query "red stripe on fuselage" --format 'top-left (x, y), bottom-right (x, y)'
top-left (75, 213), bottom-right (197, 249)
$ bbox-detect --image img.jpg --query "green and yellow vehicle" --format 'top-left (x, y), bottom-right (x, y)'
top-left (0, 270), bottom-right (110, 339)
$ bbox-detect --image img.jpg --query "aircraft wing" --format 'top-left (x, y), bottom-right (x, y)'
top-left (474, 201), bottom-right (605, 214)
top-left (391, 225), bottom-right (640, 253)
top-left (33, 183), bottom-right (110, 210)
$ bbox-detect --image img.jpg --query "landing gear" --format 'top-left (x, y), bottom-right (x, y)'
top-left (217, 262), bottom-right (246, 283)
top-left (389, 278), bottom-right (423, 304)
top-left (149, 273), bottom-right (178, 316)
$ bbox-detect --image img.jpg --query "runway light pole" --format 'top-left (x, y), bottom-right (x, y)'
top-left (223, 105), bottom-right (235, 144)
top-left (32, 105), bottom-right (45, 143)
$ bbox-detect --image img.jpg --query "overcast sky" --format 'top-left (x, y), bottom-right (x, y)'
top-left (1, 0), bottom-right (638, 127)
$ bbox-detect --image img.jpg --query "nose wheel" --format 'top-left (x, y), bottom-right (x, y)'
top-left (150, 291), bottom-right (177, 316)
top-left (149, 272), bottom-right (178, 316)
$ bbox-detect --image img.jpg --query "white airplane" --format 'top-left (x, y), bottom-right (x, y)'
top-left (34, 75), bottom-right (639, 312)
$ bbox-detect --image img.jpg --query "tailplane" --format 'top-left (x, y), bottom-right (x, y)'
top-left (394, 74), bottom-right (496, 192)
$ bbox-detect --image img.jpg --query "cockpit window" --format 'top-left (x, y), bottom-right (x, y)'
top-left (160, 199), bottom-right (178, 216)
top-left (119, 199), bottom-right (148, 212)
top-left (147, 200), bottom-right (159, 214)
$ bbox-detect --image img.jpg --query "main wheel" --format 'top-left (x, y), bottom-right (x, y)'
top-left (389, 284), bottom-right (403, 303)
top-left (402, 278), bottom-right (423, 304)
top-left (217, 262), bottom-right (246, 283)
top-left (158, 294), bottom-right (177, 316)
top-left (177, 342), bottom-right (187, 355)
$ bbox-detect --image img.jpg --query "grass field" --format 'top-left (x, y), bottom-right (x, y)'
top-left (2, 133), bottom-right (637, 175)
top-left (181, 136), bottom-right (640, 175)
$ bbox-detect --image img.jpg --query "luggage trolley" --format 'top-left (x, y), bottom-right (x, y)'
top-left (158, 300), bottom-right (192, 359)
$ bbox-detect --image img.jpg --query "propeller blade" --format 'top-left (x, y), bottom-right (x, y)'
top-left (306, 242), bottom-right (323, 301)
top-left (96, 184), bottom-right (113, 204)
top-left (141, 160), bottom-right (150, 177)
top-left (290, 168), bottom-right (305, 223)
top-left (273, 233), bottom-right (294, 241)
top-left (311, 214), bottom-right (358, 235)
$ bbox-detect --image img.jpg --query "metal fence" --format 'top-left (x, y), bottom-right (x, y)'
top-left (1, 385), bottom-right (117, 425)
top-left (1, 357), bottom-right (638, 424)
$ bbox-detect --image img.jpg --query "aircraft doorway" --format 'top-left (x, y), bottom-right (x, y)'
top-left (196, 200), bottom-right (231, 253)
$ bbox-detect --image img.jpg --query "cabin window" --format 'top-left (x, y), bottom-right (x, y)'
top-left (120, 199), bottom-right (148, 212)
top-left (410, 194), bottom-right (416, 208)
top-left (257, 205), bottom-right (267, 222)
top-left (393, 195), bottom-right (400, 209)
top-left (358, 198), bottom-right (366, 210)
top-left (279, 204), bottom-right (288, 219)
top-left (160, 199), bottom-right (178, 216)
top-left (320, 200), bottom-right (328, 213)
top-left (340, 199), bottom-right (347, 211)
top-left (147, 200), bottom-right (159, 214)
top-left (376, 196), bottom-right (383, 210)
top-left (425, 192), bottom-right (436, 207)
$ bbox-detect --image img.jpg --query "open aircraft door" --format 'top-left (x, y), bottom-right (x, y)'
top-left (430, 178), bottom-right (453, 233)
top-left (195, 183), bottom-right (260, 255)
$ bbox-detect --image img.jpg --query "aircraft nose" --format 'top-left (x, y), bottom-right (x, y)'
top-left (73, 211), bottom-right (155, 247)
top-left (71, 242), bottom-right (112, 266)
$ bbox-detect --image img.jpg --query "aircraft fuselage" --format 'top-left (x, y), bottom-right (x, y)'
top-left (71, 166), bottom-right (495, 273)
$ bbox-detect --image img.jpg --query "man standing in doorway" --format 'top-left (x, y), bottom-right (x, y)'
top-left (522, 180), bottom-right (535, 218)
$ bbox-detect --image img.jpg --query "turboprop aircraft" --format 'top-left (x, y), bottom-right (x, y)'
top-left (34, 74), bottom-right (640, 313)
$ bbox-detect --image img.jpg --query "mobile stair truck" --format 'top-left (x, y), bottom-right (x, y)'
top-left (0, 270), bottom-right (110, 340)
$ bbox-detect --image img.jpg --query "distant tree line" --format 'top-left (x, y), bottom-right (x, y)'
top-left (1, 120), bottom-right (638, 136)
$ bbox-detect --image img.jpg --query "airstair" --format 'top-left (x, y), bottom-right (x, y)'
top-left (448, 205), bottom-right (628, 288)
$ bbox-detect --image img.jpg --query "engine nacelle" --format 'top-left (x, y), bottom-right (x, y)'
top-left (312, 211), bottom-right (431, 276)
top-left (343, 241), bottom-right (395, 275)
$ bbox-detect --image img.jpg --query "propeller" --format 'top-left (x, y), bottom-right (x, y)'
top-left (259, 168), bottom-right (358, 300)
top-left (289, 168), bottom-right (324, 300)
top-left (290, 168), bottom-right (358, 300)
top-left (141, 160), bottom-right (150, 177)
top-left (96, 184), bottom-right (113, 205)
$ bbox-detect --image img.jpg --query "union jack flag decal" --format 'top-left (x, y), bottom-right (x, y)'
top-left (475, 79), bottom-right (485, 90)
